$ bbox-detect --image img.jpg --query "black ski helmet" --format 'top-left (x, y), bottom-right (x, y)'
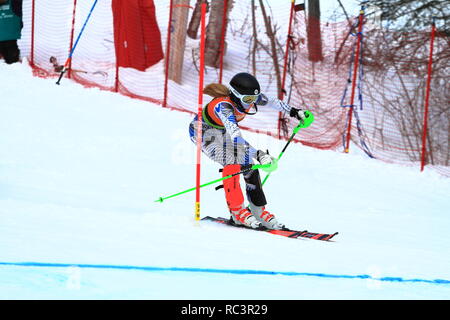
top-left (229, 72), bottom-right (261, 96)
top-left (229, 73), bottom-right (261, 114)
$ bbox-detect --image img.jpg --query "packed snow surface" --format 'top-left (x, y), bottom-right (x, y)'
top-left (0, 62), bottom-right (449, 299)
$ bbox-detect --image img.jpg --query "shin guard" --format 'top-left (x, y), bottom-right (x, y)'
top-left (222, 164), bottom-right (244, 211)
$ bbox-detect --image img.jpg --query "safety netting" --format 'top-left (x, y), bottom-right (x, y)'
top-left (17, 0), bottom-right (449, 177)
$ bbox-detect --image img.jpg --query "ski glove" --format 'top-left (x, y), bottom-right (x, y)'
top-left (290, 107), bottom-right (307, 124)
top-left (256, 150), bottom-right (278, 172)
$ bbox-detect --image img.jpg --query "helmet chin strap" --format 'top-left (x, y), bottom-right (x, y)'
top-left (238, 103), bottom-right (258, 115)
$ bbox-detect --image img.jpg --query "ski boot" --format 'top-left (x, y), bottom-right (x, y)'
top-left (229, 207), bottom-right (262, 229)
top-left (248, 202), bottom-right (285, 230)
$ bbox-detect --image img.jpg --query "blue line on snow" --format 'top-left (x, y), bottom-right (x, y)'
top-left (0, 261), bottom-right (449, 285)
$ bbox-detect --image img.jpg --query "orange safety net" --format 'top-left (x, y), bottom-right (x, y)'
top-left (17, 1), bottom-right (449, 177)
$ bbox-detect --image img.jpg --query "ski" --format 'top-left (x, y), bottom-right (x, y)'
top-left (201, 216), bottom-right (338, 241)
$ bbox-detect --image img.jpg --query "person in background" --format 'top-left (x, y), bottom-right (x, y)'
top-left (0, 0), bottom-right (23, 64)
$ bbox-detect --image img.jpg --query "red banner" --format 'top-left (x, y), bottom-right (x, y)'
top-left (112, 0), bottom-right (164, 71)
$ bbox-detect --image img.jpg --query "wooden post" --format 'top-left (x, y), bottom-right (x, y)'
top-left (168, 0), bottom-right (191, 84)
top-left (306, 0), bottom-right (324, 62)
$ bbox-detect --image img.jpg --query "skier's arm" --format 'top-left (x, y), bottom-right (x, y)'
top-left (215, 103), bottom-right (242, 140)
top-left (215, 102), bottom-right (258, 159)
top-left (257, 94), bottom-right (292, 113)
top-left (257, 94), bottom-right (307, 123)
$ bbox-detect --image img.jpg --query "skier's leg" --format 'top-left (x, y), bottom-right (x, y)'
top-left (243, 169), bottom-right (267, 207)
top-left (189, 119), bottom-right (261, 228)
top-left (222, 164), bottom-right (261, 228)
top-left (2, 40), bottom-right (20, 64)
top-left (244, 168), bottom-right (285, 230)
top-left (0, 42), bottom-right (5, 61)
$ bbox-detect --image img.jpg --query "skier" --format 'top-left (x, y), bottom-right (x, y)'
top-left (189, 72), bottom-right (307, 230)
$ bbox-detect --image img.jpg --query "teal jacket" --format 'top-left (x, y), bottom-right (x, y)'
top-left (0, 0), bottom-right (22, 41)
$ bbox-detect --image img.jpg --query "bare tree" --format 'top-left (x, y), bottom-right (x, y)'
top-left (258, 0), bottom-right (282, 98)
top-left (204, 0), bottom-right (234, 68)
top-left (362, 25), bottom-right (449, 165)
top-left (361, 0), bottom-right (449, 34)
top-left (187, 0), bottom-right (209, 39)
top-left (334, 0), bottom-right (357, 64)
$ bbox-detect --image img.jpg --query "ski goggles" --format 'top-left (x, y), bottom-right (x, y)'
top-left (230, 86), bottom-right (260, 105)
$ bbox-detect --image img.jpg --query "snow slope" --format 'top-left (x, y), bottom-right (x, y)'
top-left (0, 62), bottom-right (449, 299)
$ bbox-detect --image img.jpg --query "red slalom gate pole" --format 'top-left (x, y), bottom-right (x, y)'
top-left (114, 2), bottom-right (121, 93)
top-left (114, 40), bottom-right (120, 93)
top-left (163, 0), bottom-right (174, 107)
top-left (278, 0), bottom-right (296, 139)
top-left (344, 8), bottom-right (364, 153)
top-left (30, 0), bottom-right (35, 66)
top-left (420, 21), bottom-right (436, 172)
top-left (195, 1), bottom-right (207, 221)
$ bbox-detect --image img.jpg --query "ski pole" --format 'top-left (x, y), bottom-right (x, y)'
top-left (261, 110), bottom-right (314, 186)
top-left (155, 163), bottom-right (273, 203)
top-left (56, 0), bottom-right (99, 85)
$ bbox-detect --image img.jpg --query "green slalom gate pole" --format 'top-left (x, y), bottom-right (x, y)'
top-left (261, 110), bottom-right (314, 186)
top-left (155, 163), bottom-right (274, 203)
